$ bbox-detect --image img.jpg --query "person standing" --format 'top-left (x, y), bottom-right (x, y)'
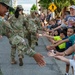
top-left (27, 10), bottom-right (42, 49)
top-left (0, 1), bottom-right (46, 67)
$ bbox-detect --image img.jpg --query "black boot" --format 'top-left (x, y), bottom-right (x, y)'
top-left (19, 55), bottom-right (23, 66)
top-left (36, 42), bottom-right (38, 46)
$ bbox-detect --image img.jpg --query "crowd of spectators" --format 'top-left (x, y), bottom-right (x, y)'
top-left (39, 5), bottom-right (75, 75)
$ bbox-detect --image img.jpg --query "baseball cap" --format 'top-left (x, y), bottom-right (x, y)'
top-left (69, 5), bottom-right (75, 9)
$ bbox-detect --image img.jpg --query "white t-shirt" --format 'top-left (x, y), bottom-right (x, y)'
top-left (69, 59), bottom-right (75, 75)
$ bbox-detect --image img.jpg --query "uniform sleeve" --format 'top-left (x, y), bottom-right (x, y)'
top-left (3, 21), bottom-right (13, 29)
top-left (28, 19), bottom-right (37, 33)
top-left (25, 48), bottom-right (36, 57)
top-left (35, 17), bottom-right (42, 30)
top-left (0, 19), bottom-right (13, 35)
top-left (23, 17), bottom-right (29, 30)
top-left (23, 17), bottom-right (37, 34)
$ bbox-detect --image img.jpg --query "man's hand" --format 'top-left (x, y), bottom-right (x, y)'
top-left (33, 53), bottom-right (46, 67)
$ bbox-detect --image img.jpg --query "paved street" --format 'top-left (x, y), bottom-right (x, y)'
top-left (0, 36), bottom-right (73, 75)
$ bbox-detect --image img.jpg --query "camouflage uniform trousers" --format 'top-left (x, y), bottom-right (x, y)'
top-left (10, 36), bottom-right (36, 59)
top-left (11, 43), bottom-right (28, 59)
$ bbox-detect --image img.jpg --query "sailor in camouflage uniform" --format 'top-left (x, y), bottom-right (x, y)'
top-left (0, 1), bottom-right (9, 75)
top-left (0, 1), bottom-right (45, 66)
top-left (26, 10), bottom-right (42, 49)
top-left (26, 13), bottom-right (38, 49)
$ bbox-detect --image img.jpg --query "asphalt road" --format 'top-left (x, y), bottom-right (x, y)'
top-left (0, 36), bottom-right (73, 75)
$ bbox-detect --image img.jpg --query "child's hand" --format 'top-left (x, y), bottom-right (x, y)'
top-left (48, 51), bottom-right (56, 57)
top-left (43, 33), bottom-right (48, 37)
top-left (46, 45), bottom-right (55, 50)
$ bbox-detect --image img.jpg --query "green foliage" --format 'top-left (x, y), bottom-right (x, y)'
top-left (30, 4), bottom-right (37, 11)
top-left (9, 7), bottom-right (15, 14)
top-left (38, 0), bottom-right (51, 9)
top-left (39, 0), bottom-right (75, 13)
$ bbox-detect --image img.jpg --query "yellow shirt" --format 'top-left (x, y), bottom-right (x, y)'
top-left (54, 36), bottom-right (66, 49)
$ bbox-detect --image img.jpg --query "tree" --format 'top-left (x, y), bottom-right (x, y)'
top-left (38, 0), bottom-right (51, 9)
top-left (38, 0), bottom-right (75, 13)
top-left (30, 4), bottom-right (37, 11)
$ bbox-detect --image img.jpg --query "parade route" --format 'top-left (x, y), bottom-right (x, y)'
top-left (0, 36), bottom-right (72, 75)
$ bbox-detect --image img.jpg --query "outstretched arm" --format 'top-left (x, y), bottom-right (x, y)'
top-left (48, 52), bottom-right (70, 64)
top-left (48, 51), bottom-right (69, 64)
top-left (54, 39), bottom-right (69, 47)
top-left (46, 39), bottom-right (69, 50)
top-left (54, 56), bottom-right (70, 64)
top-left (55, 44), bottom-right (75, 56)
top-left (63, 44), bottom-right (75, 56)
top-left (43, 33), bottom-right (54, 39)
top-left (52, 26), bottom-right (61, 31)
